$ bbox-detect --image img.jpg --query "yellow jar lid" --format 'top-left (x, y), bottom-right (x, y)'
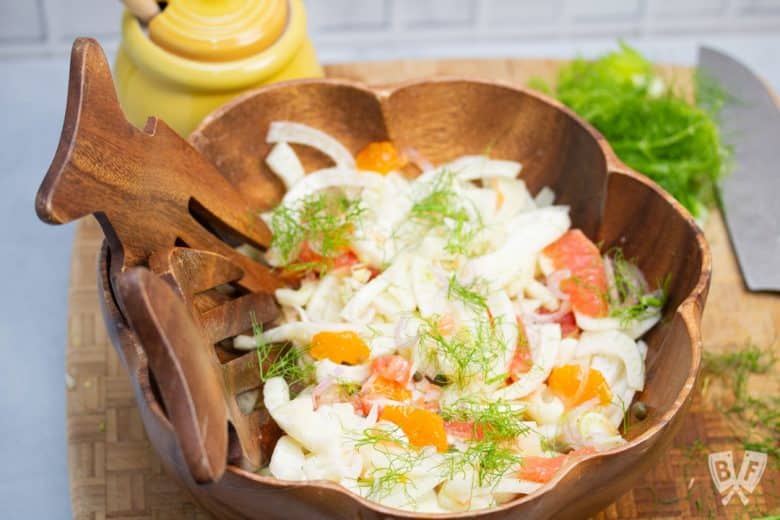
top-left (148, 0), bottom-right (288, 62)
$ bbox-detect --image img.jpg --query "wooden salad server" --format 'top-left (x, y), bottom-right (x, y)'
top-left (35, 37), bottom-right (281, 295)
top-left (35, 38), bottom-right (287, 482)
top-left (115, 249), bottom-right (282, 483)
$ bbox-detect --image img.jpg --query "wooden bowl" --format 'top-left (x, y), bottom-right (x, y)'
top-left (92, 77), bottom-right (711, 519)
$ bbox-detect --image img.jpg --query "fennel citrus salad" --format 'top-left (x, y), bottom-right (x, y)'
top-left (232, 121), bottom-right (666, 513)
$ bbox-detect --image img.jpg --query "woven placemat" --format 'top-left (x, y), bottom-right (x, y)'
top-left (65, 60), bottom-right (780, 519)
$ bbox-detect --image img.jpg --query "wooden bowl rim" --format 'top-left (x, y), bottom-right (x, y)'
top-left (146, 76), bottom-right (708, 517)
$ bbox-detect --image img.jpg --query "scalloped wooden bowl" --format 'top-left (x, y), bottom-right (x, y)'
top-left (46, 39), bottom-right (710, 520)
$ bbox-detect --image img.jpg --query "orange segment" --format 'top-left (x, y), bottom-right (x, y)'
top-left (355, 141), bottom-right (407, 174)
top-left (379, 405), bottom-right (448, 452)
top-left (357, 376), bottom-right (413, 414)
top-left (368, 376), bottom-right (412, 402)
top-left (542, 230), bottom-right (609, 317)
top-left (547, 365), bottom-right (612, 407)
top-left (309, 331), bottom-right (369, 365)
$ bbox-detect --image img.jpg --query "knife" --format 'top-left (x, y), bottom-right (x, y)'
top-left (698, 47), bottom-right (780, 292)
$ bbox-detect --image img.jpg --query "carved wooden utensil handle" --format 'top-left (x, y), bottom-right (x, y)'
top-left (115, 251), bottom-right (281, 482)
top-left (148, 247), bottom-right (282, 470)
top-left (115, 267), bottom-right (230, 483)
top-left (35, 37), bottom-right (281, 294)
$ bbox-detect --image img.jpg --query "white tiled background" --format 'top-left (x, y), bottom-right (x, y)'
top-left (2, 0), bottom-right (780, 60)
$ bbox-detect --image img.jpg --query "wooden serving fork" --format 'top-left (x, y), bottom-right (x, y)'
top-left (35, 37), bottom-right (281, 294)
top-left (36, 38), bottom-right (287, 483)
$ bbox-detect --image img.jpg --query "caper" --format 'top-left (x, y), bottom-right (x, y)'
top-left (412, 371), bottom-right (423, 382)
top-left (432, 374), bottom-right (451, 386)
top-left (631, 401), bottom-right (648, 421)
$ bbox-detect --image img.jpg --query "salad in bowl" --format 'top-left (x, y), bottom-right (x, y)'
top-left (231, 121), bottom-right (666, 513)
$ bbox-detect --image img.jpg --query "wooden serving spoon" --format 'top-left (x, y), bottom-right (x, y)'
top-left (115, 249), bottom-right (282, 483)
top-left (35, 38), bottom-right (288, 482)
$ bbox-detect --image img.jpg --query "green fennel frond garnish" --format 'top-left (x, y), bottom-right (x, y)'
top-left (352, 426), bottom-right (427, 501)
top-left (540, 436), bottom-right (569, 454)
top-left (611, 291), bottom-right (667, 326)
top-left (607, 247), bottom-right (668, 326)
top-left (702, 342), bottom-right (779, 465)
top-left (408, 170), bottom-right (483, 255)
top-left (441, 398), bottom-right (529, 442)
top-left (336, 380), bottom-right (362, 399)
top-left (439, 398), bottom-right (529, 488)
top-left (410, 170), bottom-right (466, 225)
top-left (440, 438), bottom-right (522, 489)
top-left (417, 313), bottom-right (509, 389)
top-left (251, 313), bottom-right (312, 387)
top-left (613, 394), bottom-right (633, 435)
top-left (609, 248), bottom-right (645, 303)
top-left (270, 191), bottom-right (365, 271)
top-left (447, 274), bottom-right (489, 314)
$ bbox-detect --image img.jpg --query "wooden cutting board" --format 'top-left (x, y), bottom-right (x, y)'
top-left (65, 59), bottom-right (779, 519)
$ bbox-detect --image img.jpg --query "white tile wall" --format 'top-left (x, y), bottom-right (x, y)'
top-left (0, 0), bottom-right (779, 59)
top-left (482, 1), bottom-right (564, 27)
top-left (306, 0), bottom-right (390, 30)
top-left (0, 0), bottom-right (45, 42)
top-left (741, 0), bottom-right (780, 13)
top-left (55, 0), bottom-right (125, 39)
top-left (396, 0), bottom-right (475, 28)
top-left (651, 0), bottom-right (727, 16)
top-left (568, 0), bottom-right (643, 22)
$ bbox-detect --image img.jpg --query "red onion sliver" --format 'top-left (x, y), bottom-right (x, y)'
top-left (603, 256), bottom-right (619, 304)
top-left (312, 376), bottom-right (334, 410)
top-left (525, 299), bottom-right (572, 324)
top-left (546, 269), bottom-right (571, 301)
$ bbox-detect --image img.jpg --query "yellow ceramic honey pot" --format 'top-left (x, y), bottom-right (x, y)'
top-left (115, 0), bottom-right (323, 136)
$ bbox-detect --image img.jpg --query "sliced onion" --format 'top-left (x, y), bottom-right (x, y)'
top-left (267, 121), bottom-right (355, 169)
top-left (432, 265), bottom-right (450, 286)
top-left (265, 142), bottom-right (305, 190)
top-left (609, 258), bottom-right (648, 307)
top-left (546, 269), bottom-right (571, 301)
top-left (366, 402), bottom-right (379, 426)
top-left (560, 398), bottom-right (598, 449)
top-left (253, 322), bottom-right (364, 350)
top-left (292, 304), bottom-right (309, 322)
top-left (394, 316), bottom-right (419, 348)
top-left (445, 155), bottom-right (522, 181)
top-left (524, 299), bottom-right (571, 324)
top-left (534, 186), bottom-right (555, 207)
top-left (311, 376), bottom-right (334, 410)
top-left (603, 256), bottom-right (619, 304)
top-left (281, 167), bottom-right (382, 205)
top-left (576, 330), bottom-right (644, 391)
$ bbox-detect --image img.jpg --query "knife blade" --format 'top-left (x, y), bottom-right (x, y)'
top-left (698, 47), bottom-right (780, 292)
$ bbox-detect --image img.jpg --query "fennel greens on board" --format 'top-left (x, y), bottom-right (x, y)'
top-left (530, 44), bottom-right (731, 219)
